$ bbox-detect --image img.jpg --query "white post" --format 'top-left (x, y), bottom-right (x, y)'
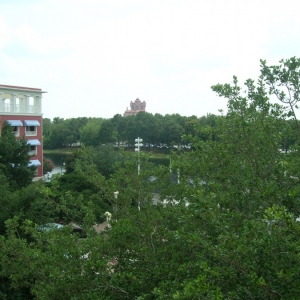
top-left (135, 137), bottom-right (143, 210)
top-left (11, 94), bottom-right (16, 112)
top-left (25, 95), bottom-right (30, 113)
top-left (134, 137), bottom-right (143, 176)
top-left (177, 168), bottom-right (180, 184)
top-left (0, 93), bottom-right (3, 112)
top-left (113, 191), bottom-right (119, 212)
top-left (35, 95), bottom-right (42, 113)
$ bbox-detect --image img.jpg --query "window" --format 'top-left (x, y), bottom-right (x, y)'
top-left (13, 126), bottom-right (20, 137)
top-left (7, 120), bottom-right (22, 136)
top-left (4, 99), bottom-right (10, 112)
top-left (29, 145), bottom-right (37, 155)
top-left (26, 126), bottom-right (37, 136)
top-left (24, 120), bottom-right (40, 136)
top-left (27, 139), bottom-right (41, 154)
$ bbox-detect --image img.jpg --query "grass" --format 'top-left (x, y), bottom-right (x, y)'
top-left (43, 147), bottom-right (171, 157)
top-left (43, 148), bottom-right (76, 155)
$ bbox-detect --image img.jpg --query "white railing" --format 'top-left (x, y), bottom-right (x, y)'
top-left (26, 131), bottom-right (37, 136)
top-left (1, 104), bottom-right (41, 114)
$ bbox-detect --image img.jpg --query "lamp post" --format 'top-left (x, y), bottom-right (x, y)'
top-left (60, 158), bottom-right (65, 174)
top-left (134, 137), bottom-right (143, 176)
top-left (113, 191), bottom-right (119, 212)
top-left (135, 137), bottom-right (143, 211)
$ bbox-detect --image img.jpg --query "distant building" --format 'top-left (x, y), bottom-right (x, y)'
top-left (0, 84), bottom-right (46, 179)
top-left (123, 98), bottom-right (146, 116)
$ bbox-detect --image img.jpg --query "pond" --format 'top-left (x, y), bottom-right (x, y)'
top-left (44, 152), bottom-right (170, 178)
top-left (44, 153), bottom-right (70, 176)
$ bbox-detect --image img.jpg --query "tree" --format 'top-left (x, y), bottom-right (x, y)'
top-left (261, 57), bottom-right (300, 141)
top-left (0, 122), bottom-right (36, 189)
top-left (48, 122), bottom-right (73, 148)
top-left (3, 58), bottom-right (300, 299)
top-left (43, 157), bottom-right (55, 174)
top-left (80, 118), bottom-right (104, 146)
top-left (98, 119), bottom-right (117, 144)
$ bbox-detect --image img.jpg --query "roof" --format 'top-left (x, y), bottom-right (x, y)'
top-left (0, 84), bottom-right (47, 93)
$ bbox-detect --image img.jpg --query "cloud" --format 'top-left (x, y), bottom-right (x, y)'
top-left (1, 0), bottom-right (300, 120)
top-left (0, 16), bottom-right (11, 49)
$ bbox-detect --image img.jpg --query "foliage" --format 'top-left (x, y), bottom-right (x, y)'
top-left (43, 113), bottom-right (222, 150)
top-left (260, 57), bottom-right (300, 140)
top-left (43, 157), bottom-right (55, 174)
top-left (65, 145), bottom-right (122, 178)
top-left (2, 57), bottom-right (300, 299)
top-left (0, 121), bottom-right (36, 189)
top-left (80, 118), bottom-right (104, 146)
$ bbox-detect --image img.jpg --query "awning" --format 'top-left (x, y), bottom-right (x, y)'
top-left (7, 120), bottom-right (23, 126)
top-left (38, 223), bottom-right (64, 232)
top-left (24, 120), bottom-right (40, 126)
top-left (27, 139), bottom-right (41, 146)
top-left (28, 159), bottom-right (41, 167)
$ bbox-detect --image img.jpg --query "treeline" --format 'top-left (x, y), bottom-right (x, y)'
top-left (43, 113), bottom-right (220, 149)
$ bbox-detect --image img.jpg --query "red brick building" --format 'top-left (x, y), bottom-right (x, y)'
top-left (123, 98), bottom-right (146, 116)
top-left (0, 84), bottom-right (46, 179)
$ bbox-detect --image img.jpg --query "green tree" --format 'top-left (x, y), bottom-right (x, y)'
top-left (98, 119), bottom-right (117, 144)
top-left (80, 118), bottom-right (104, 146)
top-left (3, 58), bottom-right (300, 299)
top-left (48, 122), bottom-right (73, 148)
top-left (261, 57), bottom-right (300, 138)
top-left (0, 122), bottom-right (36, 189)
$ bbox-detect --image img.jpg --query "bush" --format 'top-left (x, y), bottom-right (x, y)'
top-left (43, 157), bottom-right (55, 174)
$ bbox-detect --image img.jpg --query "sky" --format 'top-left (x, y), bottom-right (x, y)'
top-left (0, 0), bottom-right (299, 120)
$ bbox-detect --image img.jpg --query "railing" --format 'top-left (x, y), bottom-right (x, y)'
top-left (26, 131), bottom-right (37, 136)
top-left (0, 104), bottom-right (41, 114)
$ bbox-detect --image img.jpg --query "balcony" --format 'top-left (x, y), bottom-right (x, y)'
top-left (2, 103), bottom-right (40, 114)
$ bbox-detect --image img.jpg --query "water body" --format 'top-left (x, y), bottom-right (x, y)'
top-left (44, 152), bottom-right (170, 178)
top-left (44, 153), bottom-right (69, 176)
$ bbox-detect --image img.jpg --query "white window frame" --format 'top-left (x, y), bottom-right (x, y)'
top-left (29, 145), bottom-right (37, 156)
top-left (12, 126), bottom-right (20, 137)
top-left (25, 126), bottom-right (37, 136)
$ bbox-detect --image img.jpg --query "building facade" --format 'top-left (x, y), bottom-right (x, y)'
top-left (123, 98), bottom-right (146, 116)
top-left (0, 84), bottom-right (46, 178)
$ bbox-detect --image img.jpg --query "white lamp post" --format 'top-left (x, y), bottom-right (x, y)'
top-left (135, 137), bottom-right (143, 211)
top-left (60, 158), bottom-right (65, 174)
top-left (134, 137), bottom-right (143, 176)
top-left (113, 191), bottom-right (119, 212)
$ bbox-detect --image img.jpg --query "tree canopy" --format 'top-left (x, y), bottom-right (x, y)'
top-left (0, 121), bottom-right (36, 189)
top-left (2, 57), bottom-right (300, 299)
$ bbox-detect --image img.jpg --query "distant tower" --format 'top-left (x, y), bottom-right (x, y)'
top-left (0, 84), bottom-right (46, 179)
top-left (123, 98), bottom-right (146, 116)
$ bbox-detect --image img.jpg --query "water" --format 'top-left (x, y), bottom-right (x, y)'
top-left (43, 152), bottom-right (70, 177)
top-left (44, 152), bottom-right (170, 179)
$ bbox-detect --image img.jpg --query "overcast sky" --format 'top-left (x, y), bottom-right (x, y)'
top-left (0, 0), bottom-right (299, 120)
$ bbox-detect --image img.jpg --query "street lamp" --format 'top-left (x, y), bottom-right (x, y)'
top-left (134, 137), bottom-right (143, 176)
top-left (60, 158), bottom-right (65, 174)
top-left (135, 137), bottom-right (143, 211)
top-left (113, 191), bottom-right (119, 212)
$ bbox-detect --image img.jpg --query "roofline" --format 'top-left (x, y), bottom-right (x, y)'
top-left (0, 84), bottom-right (47, 93)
